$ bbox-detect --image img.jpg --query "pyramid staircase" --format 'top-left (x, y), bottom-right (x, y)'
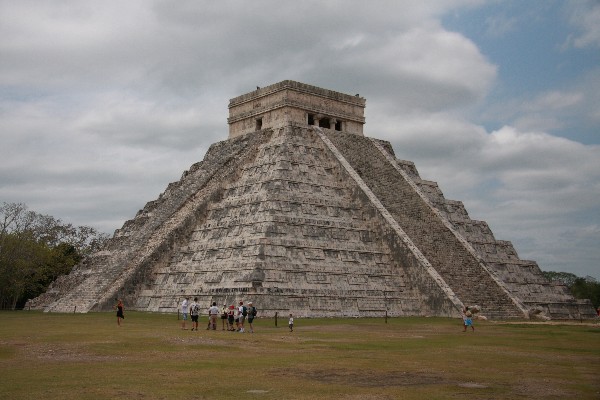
top-left (131, 124), bottom-right (462, 317)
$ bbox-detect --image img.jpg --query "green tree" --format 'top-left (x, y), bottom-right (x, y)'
top-left (0, 232), bottom-right (52, 309)
top-left (0, 202), bottom-right (109, 309)
top-left (569, 277), bottom-right (600, 309)
top-left (541, 271), bottom-right (579, 286)
top-left (543, 271), bottom-right (600, 309)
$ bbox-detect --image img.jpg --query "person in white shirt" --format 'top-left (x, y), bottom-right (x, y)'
top-left (238, 301), bottom-right (247, 332)
top-left (181, 298), bottom-right (189, 330)
top-left (288, 314), bottom-right (294, 332)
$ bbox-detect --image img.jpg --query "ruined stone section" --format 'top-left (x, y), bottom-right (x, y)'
top-left (341, 136), bottom-right (594, 319)
top-left (134, 124), bottom-right (460, 317)
top-left (398, 162), bottom-right (595, 319)
top-left (395, 159), bottom-right (420, 180)
top-left (370, 138), bottom-right (533, 318)
top-left (324, 131), bottom-right (527, 319)
top-left (314, 127), bottom-right (463, 315)
top-left (228, 80), bottom-right (366, 138)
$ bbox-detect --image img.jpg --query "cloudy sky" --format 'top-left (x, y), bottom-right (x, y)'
top-left (1, 1), bottom-right (599, 279)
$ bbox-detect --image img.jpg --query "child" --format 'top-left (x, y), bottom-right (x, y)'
top-left (288, 313), bottom-right (294, 332)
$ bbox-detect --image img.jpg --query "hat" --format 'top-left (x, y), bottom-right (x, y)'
top-left (229, 305), bottom-right (234, 309)
top-left (248, 302), bottom-right (253, 305)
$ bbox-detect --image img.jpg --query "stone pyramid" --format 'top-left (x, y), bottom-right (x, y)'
top-left (29, 81), bottom-right (595, 319)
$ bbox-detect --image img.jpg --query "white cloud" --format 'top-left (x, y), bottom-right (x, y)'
top-left (479, 87), bottom-right (590, 137)
top-left (71, 93), bottom-right (221, 150)
top-left (565, 0), bottom-right (600, 48)
top-left (524, 91), bottom-right (583, 112)
top-left (484, 14), bottom-right (518, 37)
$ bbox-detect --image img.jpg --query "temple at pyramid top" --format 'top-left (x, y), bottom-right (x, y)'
top-left (228, 80), bottom-right (366, 138)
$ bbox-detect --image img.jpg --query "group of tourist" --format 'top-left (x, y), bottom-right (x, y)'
top-left (115, 298), bottom-right (297, 332)
top-left (110, 298), bottom-right (596, 331)
top-left (180, 298), bottom-right (258, 333)
top-left (116, 297), bottom-right (478, 333)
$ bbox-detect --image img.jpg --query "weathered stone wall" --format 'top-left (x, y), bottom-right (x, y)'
top-left (325, 131), bottom-right (527, 319)
top-left (228, 81), bottom-right (365, 137)
top-left (135, 124), bottom-right (460, 317)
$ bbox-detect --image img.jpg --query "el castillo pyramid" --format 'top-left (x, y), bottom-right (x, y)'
top-left (28, 80), bottom-right (596, 320)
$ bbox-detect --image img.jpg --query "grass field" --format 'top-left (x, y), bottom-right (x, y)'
top-left (0, 311), bottom-right (599, 399)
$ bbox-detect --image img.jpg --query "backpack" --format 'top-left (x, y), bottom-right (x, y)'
top-left (251, 306), bottom-right (257, 316)
top-left (242, 306), bottom-right (247, 316)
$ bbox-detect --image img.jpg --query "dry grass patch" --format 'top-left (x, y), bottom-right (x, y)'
top-left (0, 312), bottom-right (598, 399)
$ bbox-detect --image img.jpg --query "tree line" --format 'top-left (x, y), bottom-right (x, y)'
top-left (0, 202), bottom-right (109, 310)
top-left (541, 271), bottom-right (600, 309)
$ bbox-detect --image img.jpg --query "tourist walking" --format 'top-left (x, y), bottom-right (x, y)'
top-left (208, 302), bottom-right (219, 330)
top-left (462, 307), bottom-right (475, 332)
top-left (238, 301), bottom-right (247, 332)
top-left (247, 302), bottom-right (257, 333)
top-left (288, 313), bottom-right (294, 332)
top-left (115, 299), bottom-right (125, 326)
top-left (181, 297), bottom-right (189, 330)
top-left (190, 297), bottom-right (200, 331)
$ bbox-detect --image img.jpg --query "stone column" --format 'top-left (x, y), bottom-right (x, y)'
top-left (329, 118), bottom-right (337, 130)
top-left (314, 114), bottom-right (322, 127)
